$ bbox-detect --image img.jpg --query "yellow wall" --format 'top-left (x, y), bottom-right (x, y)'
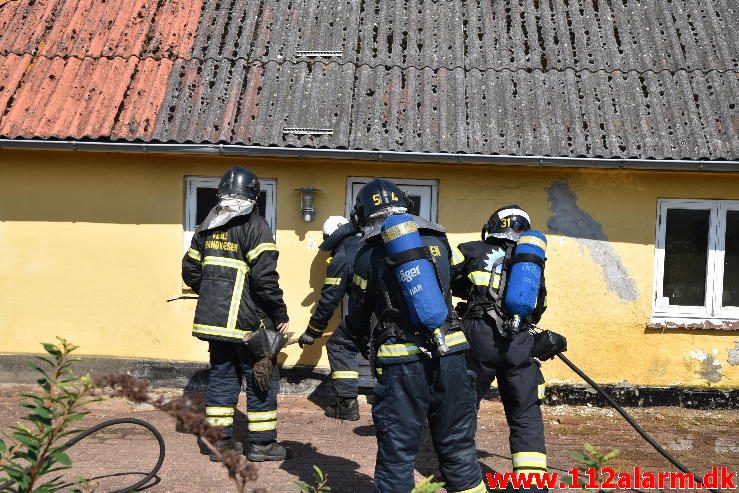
top-left (1, 149), bottom-right (738, 387)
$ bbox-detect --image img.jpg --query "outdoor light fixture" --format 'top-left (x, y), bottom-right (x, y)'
top-left (296, 187), bottom-right (321, 222)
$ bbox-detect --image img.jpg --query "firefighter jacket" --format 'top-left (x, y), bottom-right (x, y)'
top-left (306, 234), bottom-right (361, 338)
top-left (347, 216), bottom-right (469, 366)
top-left (182, 214), bottom-right (288, 343)
top-left (450, 238), bottom-right (547, 322)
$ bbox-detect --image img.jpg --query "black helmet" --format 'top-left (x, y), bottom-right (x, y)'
top-left (218, 165), bottom-right (260, 200)
top-left (353, 178), bottom-right (408, 226)
top-left (482, 204), bottom-right (531, 241)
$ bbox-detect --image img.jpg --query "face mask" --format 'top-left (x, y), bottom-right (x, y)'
top-left (196, 195), bottom-right (256, 232)
top-left (218, 195), bottom-right (255, 214)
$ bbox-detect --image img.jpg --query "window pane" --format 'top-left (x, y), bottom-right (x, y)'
top-left (195, 187), bottom-right (266, 227)
top-left (723, 211), bottom-right (739, 307)
top-left (662, 208), bottom-right (710, 306)
top-left (406, 195), bottom-right (421, 216)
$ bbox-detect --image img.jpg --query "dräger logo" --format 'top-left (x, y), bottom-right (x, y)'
top-left (398, 265), bottom-right (421, 283)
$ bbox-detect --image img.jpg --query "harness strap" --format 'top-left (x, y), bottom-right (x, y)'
top-left (512, 252), bottom-right (545, 269)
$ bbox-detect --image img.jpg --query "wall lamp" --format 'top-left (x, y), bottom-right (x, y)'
top-left (296, 187), bottom-right (321, 222)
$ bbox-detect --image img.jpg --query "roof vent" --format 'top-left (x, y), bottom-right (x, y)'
top-left (283, 127), bottom-right (334, 136)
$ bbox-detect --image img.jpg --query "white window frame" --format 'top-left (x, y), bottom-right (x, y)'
top-left (652, 198), bottom-right (739, 323)
top-left (184, 176), bottom-right (277, 251)
top-left (344, 177), bottom-right (438, 222)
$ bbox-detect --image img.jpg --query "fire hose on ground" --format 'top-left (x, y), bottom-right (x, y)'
top-left (0, 418), bottom-right (165, 493)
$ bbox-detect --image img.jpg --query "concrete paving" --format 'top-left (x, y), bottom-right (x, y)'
top-left (0, 385), bottom-right (737, 492)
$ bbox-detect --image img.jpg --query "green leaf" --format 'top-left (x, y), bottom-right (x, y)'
top-left (0, 438), bottom-right (6, 452)
top-left (41, 343), bottom-right (62, 357)
top-left (51, 450), bottom-right (72, 466)
top-left (294, 480), bottom-right (311, 492)
top-left (313, 465), bottom-right (325, 481)
top-left (603, 449), bottom-right (621, 461)
top-left (569, 451), bottom-right (587, 462)
top-left (12, 431), bottom-right (40, 450)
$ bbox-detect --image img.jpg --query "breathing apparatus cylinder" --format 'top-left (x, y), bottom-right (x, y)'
top-left (381, 214), bottom-right (449, 351)
top-left (502, 230), bottom-right (547, 332)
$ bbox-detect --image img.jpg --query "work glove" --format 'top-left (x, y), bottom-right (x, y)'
top-left (531, 330), bottom-right (567, 361)
top-left (253, 353), bottom-right (274, 393)
top-left (298, 331), bottom-right (315, 348)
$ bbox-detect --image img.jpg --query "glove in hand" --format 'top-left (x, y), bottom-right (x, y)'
top-left (531, 330), bottom-right (567, 360)
top-left (253, 353), bottom-right (274, 392)
top-left (298, 332), bottom-right (315, 348)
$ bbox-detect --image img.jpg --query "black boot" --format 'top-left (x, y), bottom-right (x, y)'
top-left (246, 441), bottom-right (287, 462)
top-left (209, 437), bottom-right (244, 462)
top-left (325, 397), bottom-right (360, 421)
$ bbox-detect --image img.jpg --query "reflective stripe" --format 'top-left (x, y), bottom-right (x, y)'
top-left (248, 421), bottom-right (277, 432)
top-left (187, 248), bottom-right (202, 261)
top-left (538, 383), bottom-right (546, 400)
top-left (515, 469), bottom-right (547, 475)
top-left (450, 480), bottom-right (487, 493)
top-left (496, 208), bottom-right (530, 223)
top-left (468, 270), bottom-right (500, 288)
top-left (324, 277), bottom-right (342, 286)
top-left (352, 274), bottom-right (367, 290)
top-left (326, 256), bottom-right (333, 264)
top-left (377, 342), bottom-right (421, 357)
top-left (307, 322), bottom-right (324, 333)
top-left (193, 324), bottom-right (250, 340)
top-left (332, 371), bottom-right (359, 379)
top-left (248, 410), bottom-right (277, 421)
top-left (206, 417), bottom-right (233, 427)
top-left (451, 245), bottom-right (465, 266)
top-left (227, 267), bottom-right (246, 330)
top-left (517, 235), bottom-right (547, 251)
top-left (246, 242), bottom-right (278, 263)
top-left (377, 332), bottom-right (467, 358)
top-left (512, 452), bottom-right (547, 472)
top-left (203, 256), bottom-right (248, 272)
top-left (376, 367), bottom-right (383, 375)
top-left (381, 221), bottom-right (418, 242)
top-left (206, 407), bottom-right (234, 416)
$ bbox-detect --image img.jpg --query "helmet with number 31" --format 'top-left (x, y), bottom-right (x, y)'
top-left (353, 178), bottom-right (409, 226)
top-left (482, 204), bottom-right (531, 242)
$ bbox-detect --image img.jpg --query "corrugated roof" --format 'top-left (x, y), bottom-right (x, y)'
top-left (0, 0), bottom-right (737, 160)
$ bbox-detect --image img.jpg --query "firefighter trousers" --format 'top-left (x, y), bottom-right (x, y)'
top-left (205, 340), bottom-right (280, 444)
top-left (326, 323), bottom-right (360, 398)
top-left (372, 351), bottom-right (485, 493)
top-left (462, 318), bottom-right (547, 479)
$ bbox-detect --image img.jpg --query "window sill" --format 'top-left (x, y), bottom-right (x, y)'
top-left (647, 316), bottom-right (739, 331)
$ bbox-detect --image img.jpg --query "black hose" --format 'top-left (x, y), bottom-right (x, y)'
top-left (556, 353), bottom-right (721, 493)
top-left (0, 418), bottom-right (165, 493)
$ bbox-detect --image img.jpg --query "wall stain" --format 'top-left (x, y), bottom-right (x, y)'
top-left (690, 350), bottom-right (723, 383)
top-left (728, 341), bottom-right (739, 366)
top-left (546, 179), bottom-right (639, 302)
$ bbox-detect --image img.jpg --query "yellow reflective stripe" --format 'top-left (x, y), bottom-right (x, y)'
top-left (381, 221), bottom-right (418, 242)
top-left (227, 268), bottom-right (246, 330)
top-left (187, 248), bottom-right (202, 262)
top-left (515, 469), bottom-right (548, 475)
top-left (517, 235), bottom-right (547, 252)
top-left (206, 407), bottom-right (234, 416)
top-left (468, 271), bottom-right (491, 286)
top-left (450, 480), bottom-right (486, 493)
top-left (332, 371), bottom-right (359, 379)
top-left (324, 277), bottom-right (342, 286)
top-left (206, 417), bottom-right (233, 426)
top-left (451, 245), bottom-right (465, 266)
top-left (246, 242), bottom-right (278, 263)
top-left (538, 383), bottom-right (546, 400)
top-left (326, 256), bottom-right (333, 264)
top-left (377, 342), bottom-right (421, 357)
top-left (352, 274), bottom-right (367, 290)
top-left (307, 322), bottom-right (325, 333)
top-left (445, 332), bottom-right (468, 347)
top-left (248, 410), bottom-right (277, 421)
top-left (203, 256), bottom-right (248, 272)
top-left (248, 421), bottom-right (277, 432)
top-left (376, 367), bottom-right (383, 375)
top-left (512, 452), bottom-right (547, 471)
top-left (193, 324), bottom-right (250, 339)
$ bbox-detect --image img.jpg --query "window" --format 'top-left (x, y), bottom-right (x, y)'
top-left (653, 199), bottom-right (739, 322)
top-left (184, 176), bottom-right (276, 251)
top-left (344, 177), bottom-right (438, 222)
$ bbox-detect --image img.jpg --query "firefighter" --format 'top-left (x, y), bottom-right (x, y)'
top-left (182, 165), bottom-right (289, 463)
top-left (451, 205), bottom-right (548, 488)
top-left (347, 178), bottom-right (485, 493)
top-left (297, 215), bottom-right (363, 420)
